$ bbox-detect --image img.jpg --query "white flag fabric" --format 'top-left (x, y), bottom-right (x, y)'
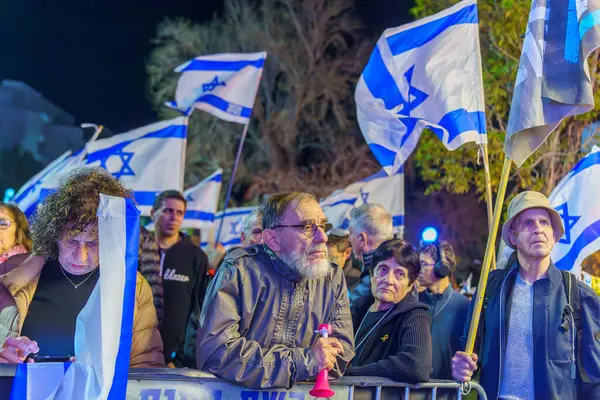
top-left (182, 169), bottom-right (223, 229)
top-left (200, 206), bottom-right (257, 250)
top-left (13, 150), bottom-right (73, 217)
top-left (85, 117), bottom-right (187, 215)
top-left (10, 195), bottom-right (139, 400)
top-left (549, 146), bottom-right (600, 276)
top-left (355, 0), bottom-right (486, 175)
top-left (321, 169), bottom-right (405, 236)
top-left (168, 52), bottom-right (267, 124)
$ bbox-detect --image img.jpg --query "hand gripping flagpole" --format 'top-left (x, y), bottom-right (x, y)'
top-left (461, 156), bottom-right (512, 393)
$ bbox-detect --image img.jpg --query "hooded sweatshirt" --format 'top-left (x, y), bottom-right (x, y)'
top-left (346, 293), bottom-right (433, 382)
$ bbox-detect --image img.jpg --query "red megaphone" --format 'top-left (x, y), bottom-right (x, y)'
top-left (309, 324), bottom-right (335, 399)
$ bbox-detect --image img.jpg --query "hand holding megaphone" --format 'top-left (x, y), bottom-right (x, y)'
top-left (310, 324), bottom-right (343, 399)
top-left (310, 330), bottom-right (344, 371)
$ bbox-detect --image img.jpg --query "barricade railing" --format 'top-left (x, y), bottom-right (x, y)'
top-left (127, 368), bottom-right (488, 400)
top-left (0, 365), bottom-right (487, 399)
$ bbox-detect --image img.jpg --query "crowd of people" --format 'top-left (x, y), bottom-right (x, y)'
top-left (0, 167), bottom-right (598, 399)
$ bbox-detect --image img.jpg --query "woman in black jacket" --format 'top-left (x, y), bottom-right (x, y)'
top-left (346, 239), bottom-right (432, 382)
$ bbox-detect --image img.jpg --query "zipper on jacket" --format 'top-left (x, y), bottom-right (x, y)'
top-left (497, 270), bottom-right (511, 398)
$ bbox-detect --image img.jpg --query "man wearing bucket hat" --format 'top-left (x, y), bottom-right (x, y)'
top-left (452, 191), bottom-right (600, 400)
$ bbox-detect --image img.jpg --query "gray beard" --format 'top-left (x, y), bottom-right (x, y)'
top-left (280, 249), bottom-right (331, 280)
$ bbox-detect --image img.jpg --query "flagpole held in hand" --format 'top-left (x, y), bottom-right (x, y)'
top-left (463, 156), bottom-right (512, 354)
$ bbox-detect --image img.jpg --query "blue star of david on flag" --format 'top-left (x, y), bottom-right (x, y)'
top-left (202, 76), bottom-right (226, 93)
top-left (230, 218), bottom-right (243, 235)
top-left (98, 149), bottom-right (135, 179)
top-left (554, 203), bottom-right (581, 245)
top-left (360, 189), bottom-right (370, 203)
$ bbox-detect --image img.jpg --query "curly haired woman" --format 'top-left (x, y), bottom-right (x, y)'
top-left (0, 167), bottom-right (164, 367)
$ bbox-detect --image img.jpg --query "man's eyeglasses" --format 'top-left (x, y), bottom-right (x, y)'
top-left (272, 222), bottom-right (333, 238)
top-left (0, 219), bottom-right (13, 230)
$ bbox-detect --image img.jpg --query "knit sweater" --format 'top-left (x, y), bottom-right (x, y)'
top-left (346, 293), bottom-right (432, 382)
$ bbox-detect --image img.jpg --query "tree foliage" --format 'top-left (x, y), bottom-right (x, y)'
top-left (411, 0), bottom-right (600, 200)
top-left (146, 0), bottom-right (380, 204)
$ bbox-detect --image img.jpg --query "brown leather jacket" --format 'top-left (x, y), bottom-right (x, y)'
top-left (0, 254), bottom-right (164, 368)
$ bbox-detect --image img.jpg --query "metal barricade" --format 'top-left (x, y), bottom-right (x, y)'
top-left (127, 369), bottom-right (488, 400)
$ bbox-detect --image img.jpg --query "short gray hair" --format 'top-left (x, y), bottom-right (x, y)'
top-left (243, 209), bottom-right (263, 234)
top-left (261, 192), bottom-right (316, 230)
top-left (349, 203), bottom-right (393, 244)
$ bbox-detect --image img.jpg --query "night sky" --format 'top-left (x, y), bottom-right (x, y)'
top-left (0, 0), bottom-right (414, 133)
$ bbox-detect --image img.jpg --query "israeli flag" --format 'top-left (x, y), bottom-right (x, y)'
top-left (321, 169), bottom-right (405, 236)
top-left (11, 195), bottom-right (139, 400)
top-left (355, 0), bottom-right (486, 175)
top-left (13, 150), bottom-right (73, 217)
top-left (85, 117), bottom-right (188, 215)
top-left (169, 52), bottom-right (267, 124)
top-left (182, 169), bottom-right (223, 229)
top-left (201, 206), bottom-right (257, 250)
top-left (550, 145), bottom-right (600, 276)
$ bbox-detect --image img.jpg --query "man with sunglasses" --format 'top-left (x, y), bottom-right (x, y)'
top-left (197, 192), bottom-right (355, 389)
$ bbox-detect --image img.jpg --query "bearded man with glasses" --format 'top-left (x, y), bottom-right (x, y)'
top-left (197, 192), bottom-right (355, 389)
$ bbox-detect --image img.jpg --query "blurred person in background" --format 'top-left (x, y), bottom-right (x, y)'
top-left (240, 209), bottom-right (263, 247)
top-left (418, 240), bottom-right (470, 380)
top-left (327, 228), bottom-right (360, 287)
top-left (347, 204), bottom-right (394, 315)
top-left (0, 203), bottom-right (32, 264)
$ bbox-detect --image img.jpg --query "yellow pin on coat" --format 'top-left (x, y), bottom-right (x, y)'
top-left (381, 334), bottom-right (389, 342)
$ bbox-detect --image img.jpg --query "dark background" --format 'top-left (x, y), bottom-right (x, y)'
top-left (0, 0), bottom-right (414, 133)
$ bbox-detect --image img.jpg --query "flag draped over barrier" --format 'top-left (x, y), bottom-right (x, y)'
top-left (356, 0), bottom-right (486, 175)
top-left (10, 195), bottom-right (140, 400)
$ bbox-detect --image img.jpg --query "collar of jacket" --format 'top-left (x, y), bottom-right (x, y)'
top-left (421, 283), bottom-right (453, 304)
top-left (261, 245), bottom-right (307, 283)
top-left (507, 257), bottom-right (562, 296)
top-left (0, 254), bottom-right (46, 297)
top-left (361, 249), bottom-right (377, 274)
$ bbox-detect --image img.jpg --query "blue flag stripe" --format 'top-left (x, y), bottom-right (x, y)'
top-left (209, 174), bottom-right (223, 183)
top-left (86, 124), bottom-right (186, 164)
top-left (393, 215), bottom-right (404, 226)
top-left (184, 210), bottom-right (215, 221)
top-left (361, 45), bottom-right (405, 110)
top-left (107, 199), bottom-right (139, 399)
top-left (580, 10), bottom-right (600, 39)
top-left (178, 58), bottom-right (265, 72)
top-left (195, 94), bottom-right (252, 118)
top-left (386, 3), bottom-right (478, 56)
top-left (323, 199), bottom-right (357, 208)
top-left (369, 142), bottom-right (400, 168)
top-left (219, 238), bottom-right (242, 247)
top-left (434, 109), bottom-right (487, 142)
top-left (215, 210), bottom-right (253, 219)
top-left (555, 218), bottom-right (600, 270)
top-left (569, 150), bottom-right (600, 179)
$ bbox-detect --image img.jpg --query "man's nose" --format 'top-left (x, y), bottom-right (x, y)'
top-left (314, 225), bottom-right (328, 243)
